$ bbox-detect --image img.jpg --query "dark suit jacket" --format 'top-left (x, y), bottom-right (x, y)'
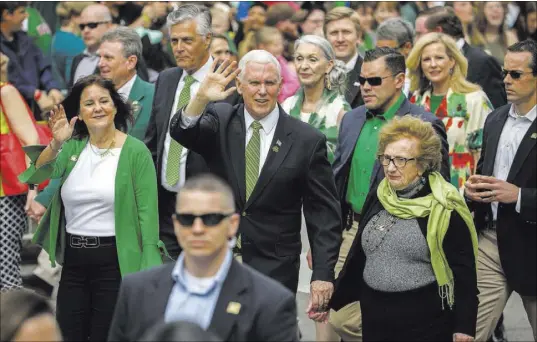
top-left (468, 104), bottom-right (536, 296)
top-left (108, 260), bottom-right (299, 342)
top-left (169, 103), bottom-right (342, 292)
top-left (68, 53), bottom-right (150, 89)
top-left (462, 42), bottom-right (507, 109)
top-left (344, 55), bottom-right (364, 109)
top-left (330, 182), bottom-right (478, 336)
top-left (332, 98), bottom-right (451, 230)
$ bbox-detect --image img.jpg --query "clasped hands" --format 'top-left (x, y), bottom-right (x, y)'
top-left (306, 280), bottom-right (334, 323)
top-left (464, 175), bottom-right (520, 204)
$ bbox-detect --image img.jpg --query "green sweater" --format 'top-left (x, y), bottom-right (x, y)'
top-left (19, 136), bottom-right (163, 276)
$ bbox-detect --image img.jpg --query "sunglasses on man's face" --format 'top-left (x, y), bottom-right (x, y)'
top-left (173, 212), bottom-right (234, 227)
top-left (79, 21), bottom-right (109, 31)
top-left (358, 74), bottom-right (397, 87)
top-left (501, 69), bottom-right (533, 80)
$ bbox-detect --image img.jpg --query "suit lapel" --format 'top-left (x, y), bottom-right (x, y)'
top-left (128, 76), bottom-right (145, 123)
top-left (245, 108), bottom-right (293, 209)
top-left (229, 107), bottom-right (247, 205)
top-left (346, 56), bottom-right (363, 106)
top-left (507, 119), bottom-right (537, 182)
top-left (483, 108), bottom-right (510, 175)
top-left (208, 261), bottom-right (248, 341)
top-left (160, 69), bottom-right (183, 144)
top-left (151, 264), bottom-right (176, 317)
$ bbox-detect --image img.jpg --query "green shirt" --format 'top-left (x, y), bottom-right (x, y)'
top-left (346, 92), bottom-right (406, 214)
top-left (430, 94), bottom-right (444, 114)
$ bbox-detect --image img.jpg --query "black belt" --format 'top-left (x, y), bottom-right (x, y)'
top-left (67, 233), bottom-right (116, 248)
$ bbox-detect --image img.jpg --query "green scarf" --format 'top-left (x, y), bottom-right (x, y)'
top-left (376, 171), bottom-right (478, 309)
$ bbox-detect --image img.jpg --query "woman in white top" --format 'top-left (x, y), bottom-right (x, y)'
top-left (282, 35), bottom-right (350, 342)
top-left (20, 75), bottom-right (163, 341)
top-left (282, 35), bottom-right (350, 163)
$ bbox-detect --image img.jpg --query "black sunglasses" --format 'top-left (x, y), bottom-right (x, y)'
top-left (173, 212), bottom-right (234, 227)
top-left (358, 73), bottom-right (398, 87)
top-left (501, 68), bottom-right (533, 80)
top-left (79, 21), bottom-right (110, 30)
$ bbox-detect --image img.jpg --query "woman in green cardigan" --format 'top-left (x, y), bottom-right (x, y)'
top-left (19, 75), bottom-right (163, 341)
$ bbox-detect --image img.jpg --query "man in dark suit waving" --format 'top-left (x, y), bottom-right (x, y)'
top-left (144, 5), bottom-right (240, 260)
top-left (169, 50), bottom-right (342, 321)
top-left (108, 174), bottom-right (299, 342)
top-left (465, 40), bottom-right (537, 342)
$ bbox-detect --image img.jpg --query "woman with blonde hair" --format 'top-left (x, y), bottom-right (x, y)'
top-left (407, 32), bottom-right (493, 192)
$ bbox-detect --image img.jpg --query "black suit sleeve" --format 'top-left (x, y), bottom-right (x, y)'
top-left (443, 211), bottom-right (478, 337)
top-left (257, 289), bottom-right (299, 341)
top-left (144, 72), bottom-right (164, 166)
top-left (108, 278), bottom-right (131, 342)
top-left (303, 135), bottom-right (342, 282)
top-left (431, 116), bottom-right (451, 181)
top-left (520, 188), bottom-right (537, 223)
top-left (169, 104), bottom-right (221, 158)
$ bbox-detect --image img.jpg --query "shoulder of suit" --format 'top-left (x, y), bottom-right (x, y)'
top-left (235, 262), bottom-right (294, 301)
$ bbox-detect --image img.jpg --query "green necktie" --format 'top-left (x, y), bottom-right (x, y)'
top-left (236, 121), bottom-right (263, 253)
top-left (245, 121), bottom-right (263, 200)
top-left (166, 75), bottom-right (196, 186)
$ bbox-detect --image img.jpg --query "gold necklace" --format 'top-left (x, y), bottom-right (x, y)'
top-left (90, 138), bottom-right (116, 158)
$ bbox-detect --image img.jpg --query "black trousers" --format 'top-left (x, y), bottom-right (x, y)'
top-left (158, 185), bottom-right (181, 262)
top-left (361, 282), bottom-right (455, 341)
top-left (56, 235), bottom-right (121, 341)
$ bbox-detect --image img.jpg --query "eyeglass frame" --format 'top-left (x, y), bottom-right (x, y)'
top-left (78, 21), bottom-right (111, 31)
top-left (501, 68), bottom-right (534, 80)
top-left (377, 154), bottom-right (418, 168)
top-left (172, 212), bottom-right (235, 227)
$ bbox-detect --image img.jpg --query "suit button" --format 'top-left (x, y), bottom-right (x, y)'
top-left (242, 212), bottom-right (247, 217)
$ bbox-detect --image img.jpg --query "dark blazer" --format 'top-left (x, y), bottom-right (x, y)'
top-left (329, 181), bottom-right (478, 336)
top-left (344, 55), bottom-right (364, 109)
top-left (332, 98), bottom-right (451, 229)
top-left (169, 103), bottom-right (342, 293)
top-left (108, 260), bottom-right (299, 342)
top-left (462, 42), bottom-right (507, 109)
top-left (68, 52), bottom-right (150, 89)
top-left (469, 104), bottom-right (536, 296)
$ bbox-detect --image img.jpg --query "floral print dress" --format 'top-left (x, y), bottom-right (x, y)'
top-left (411, 89), bottom-right (493, 192)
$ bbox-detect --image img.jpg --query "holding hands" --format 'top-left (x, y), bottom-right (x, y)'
top-left (306, 280), bottom-right (334, 323)
top-left (465, 175), bottom-right (520, 204)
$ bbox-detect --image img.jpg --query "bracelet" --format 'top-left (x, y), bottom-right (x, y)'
top-left (49, 140), bottom-right (62, 153)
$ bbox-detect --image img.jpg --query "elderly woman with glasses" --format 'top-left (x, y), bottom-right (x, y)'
top-left (330, 115), bottom-right (479, 342)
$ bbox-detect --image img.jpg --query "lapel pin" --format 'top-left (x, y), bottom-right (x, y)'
top-left (70, 155), bottom-right (78, 162)
top-left (226, 302), bottom-right (241, 315)
top-left (131, 100), bottom-right (140, 113)
top-left (272, 146), bottom-right (279, 153)
top-left (531, 133), bottom-right (537, 139)
top-left (276, 139), bottom-right (282, 146)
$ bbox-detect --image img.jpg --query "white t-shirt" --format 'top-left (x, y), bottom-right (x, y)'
top-left (61, 143), bottom-right (122, 236)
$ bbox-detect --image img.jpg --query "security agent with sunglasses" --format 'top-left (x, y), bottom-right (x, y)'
top-left (464, 40), bottom-right (537, 341)
top-left (327, 47), bottom-right (450, 341)
top-left (331, 115), bottom-right (478, 341)
top-left (108, 174), bottom-right (300, 342)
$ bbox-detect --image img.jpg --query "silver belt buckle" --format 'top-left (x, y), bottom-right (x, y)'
top-left (71, 235), bottom-right (100, 248)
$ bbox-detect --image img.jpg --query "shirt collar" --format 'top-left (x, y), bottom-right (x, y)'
top-left (117, 74), bottom-right (137, 101)
top-left (244, 104), bottom-right (279, 135)
top-left (180, 56), bottom-right (213, 84)
top-left (456, 38), bottom-right (465, 51)
top-left (172, 249), bottom-right (233, 295)
top-left (345, 51), bottom-right (359, 72)
top-left (509, 104), bottom-right (537, 122)
top-left (83, 48), bottom-right (98, 58)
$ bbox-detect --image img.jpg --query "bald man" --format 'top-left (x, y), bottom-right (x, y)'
top-left (68, 4), bottom-right (113, 87)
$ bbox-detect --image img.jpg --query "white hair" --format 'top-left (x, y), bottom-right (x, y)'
top-left (238, 50), bottom-right (281, 81)
top-left (167, 4), bottom-right (212, 37)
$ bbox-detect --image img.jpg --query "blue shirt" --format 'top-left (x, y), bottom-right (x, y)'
top-left (164, 250), bottom-right (233, 329)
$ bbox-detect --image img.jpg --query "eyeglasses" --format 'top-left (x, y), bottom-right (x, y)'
top-left (358, 74), bottom-right (398, 86)
top-left (173, 212), bottom-right (234, 227)
top-left (79, 21), bottom-right (110, 31)
top-left (378, 154), bottom-right (417, 168)
top-left (501, 68), bottom-right (534, 80)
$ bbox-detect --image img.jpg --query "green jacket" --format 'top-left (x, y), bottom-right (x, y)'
top-left (35, 76), bottom-right (155, 207)
top-left (128, 76), bottom-right (154, 141)
top-left (19, 136), bottom-right (163, 276)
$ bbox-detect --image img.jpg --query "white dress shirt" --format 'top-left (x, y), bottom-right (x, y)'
top-left (181, 105), bottom-right (280, 176)
top-left (117, 74), bottom-right (137, 102)
top-left (161, 57), bottom-right (214, 192)
top-left (74, 49), bottom-right (100, 84)
top-left (345, 52), bottom-right (359, 72)
top-left (491, 104), bottom-right (536, 220)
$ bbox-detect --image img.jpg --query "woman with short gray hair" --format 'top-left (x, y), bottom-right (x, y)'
top-left (282, 35), bottom-right (350, 163)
